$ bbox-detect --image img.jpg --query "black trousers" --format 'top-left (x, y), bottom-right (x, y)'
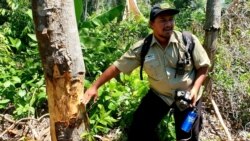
top-left (127, 89), bottom-right (202, 141)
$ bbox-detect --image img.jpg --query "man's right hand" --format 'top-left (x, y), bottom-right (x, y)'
top-left (82, 86), bottom-right (98, 105)
top-left (82, 65), bottom-right (121, 105)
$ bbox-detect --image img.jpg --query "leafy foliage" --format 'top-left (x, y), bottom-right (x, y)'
top-left (83, 70), bottom-right (149, 140)
top-left (80, 5), bottom-right (149, 81)
top-left (0, 0), bottom-right (46, 118)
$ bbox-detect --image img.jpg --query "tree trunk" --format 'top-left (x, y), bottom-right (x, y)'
top-left (31, 0), bottom-right (89, 141)
top-left (203, 0), bottom-right (221, 88)
top-left (204, 0), bottom-right (221, 66)
top-left (124, 0), bottom-right (143, 20)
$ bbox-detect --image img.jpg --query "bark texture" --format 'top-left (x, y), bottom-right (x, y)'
top-left (31, 0), bottom-right (88, 140)
top-left (204, 0), bottom-right (221, 63)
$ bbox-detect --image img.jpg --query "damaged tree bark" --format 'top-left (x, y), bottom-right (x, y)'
top-left (31, 0), bottom-right (89, 140)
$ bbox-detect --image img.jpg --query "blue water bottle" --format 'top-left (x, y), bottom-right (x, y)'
top-left (181, 108), bottom-right (197, 133)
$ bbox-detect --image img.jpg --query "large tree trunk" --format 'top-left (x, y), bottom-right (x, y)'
top-left (31, 0), bottom-right (89, 140)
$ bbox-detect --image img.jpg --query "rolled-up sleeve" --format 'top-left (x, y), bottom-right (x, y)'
top-left (113, 40), bottom-right (143, 74)
top-left (192, 35), bottom-right (211, 69)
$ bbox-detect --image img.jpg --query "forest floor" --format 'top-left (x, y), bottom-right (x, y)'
top-left (0, 101), bottom-right (250, 141)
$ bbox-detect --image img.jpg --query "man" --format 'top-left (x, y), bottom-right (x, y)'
top-left (83, 3), bottom-right (211, 141)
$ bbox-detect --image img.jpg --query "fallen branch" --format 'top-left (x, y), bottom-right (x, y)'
top-left (0, 114), bottom-right (25, 124)
top-left (0, 117), bottom-right (34, 138)
top-left (28, 120), bottom-right (39, 140)
top-left (210, 94), bottom-right (233, 141)
top-left (0, 113), bottom-right (50, 139)
top-left (93, 134), bottom-right (110, 141)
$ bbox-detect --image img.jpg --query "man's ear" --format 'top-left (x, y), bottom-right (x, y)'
top-left (149, 21), bottom-right (153, 29)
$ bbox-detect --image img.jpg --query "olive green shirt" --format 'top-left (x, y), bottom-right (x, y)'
top-left (113, 30), bottom-right (211, 105)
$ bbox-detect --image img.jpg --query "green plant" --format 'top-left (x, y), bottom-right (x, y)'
top-left (0, 1), bottom-right (47, 119)
top-left (85, 69), bottom-right (149, 139)
top-left (158, 114), bottom-right (176, 141)
top-left (80, 6), bottom-right (149, 81)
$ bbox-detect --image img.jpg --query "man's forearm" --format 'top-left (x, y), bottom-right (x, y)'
top-left (92, 65), bottom-right (121, 89)
top-left (193, 66), bottom-right (209, 91)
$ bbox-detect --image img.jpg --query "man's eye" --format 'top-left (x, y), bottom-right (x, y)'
top-left (160, 19), bottom-right (166, 22)
top-left (159, 19), bottom-right (173, 23)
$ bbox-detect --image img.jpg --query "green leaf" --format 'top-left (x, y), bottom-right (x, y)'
top-left (3, 81), bottom-right (12, 88)
top-left (108, 102), bottom-right (116, 110)
top-left (0, 99), bottom-right (10, 104)
top-left (81, 5), bottom-right (125, 29)
top-left (92, 19), bottom-right (102, 26)
top-left (28, 34), bottom-right (37, 42)
top-left (18, 90), bottom-right (26, 97)
top-left (25, 9), bottom-right (33, 19)
top-left (12, 76), bottom-right (21, 84)
top-left (8, 37), bottom-right (21, 49)
top-left (37, 91), bottom-right (46, 101)
top-left (74, 0), bottom-right (83, 24)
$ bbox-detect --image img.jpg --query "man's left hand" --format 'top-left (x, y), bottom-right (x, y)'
top-left (190, 88), bottom-right (198, 107)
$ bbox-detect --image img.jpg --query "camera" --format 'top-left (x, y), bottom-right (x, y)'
top-left (175, 90), bottom-right (191, 111)
top-left (176, 58), bottom-right (189, 75)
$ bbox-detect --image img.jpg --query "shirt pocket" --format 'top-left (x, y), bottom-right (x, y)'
top-left (144, 55), bottom-right (163, 80)
top-left (165, 66), bottom-right (176, 79)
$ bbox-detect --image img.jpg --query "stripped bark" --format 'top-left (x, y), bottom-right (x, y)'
top-left (31, 0), bottom-right (89, 140)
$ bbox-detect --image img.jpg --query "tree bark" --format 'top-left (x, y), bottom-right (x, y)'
top-left (204, 0), bottom-right (221, 66)
top-left (31, 0), bottom-right (89, 140)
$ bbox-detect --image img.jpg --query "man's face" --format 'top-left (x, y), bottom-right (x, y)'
top-left (150, 13), bottom-right (175, 39)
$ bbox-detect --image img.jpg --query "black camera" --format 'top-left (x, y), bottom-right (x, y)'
top-left (175, 58), bottom-right (189, 75)
top-left (175, 90), bottom-right (192, 111)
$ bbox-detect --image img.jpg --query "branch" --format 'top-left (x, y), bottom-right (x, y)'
top-left (0, 117), bottom-right (34, 138)
top-left (209, 94), bottom-right (233, 141)
top-left (0, 113), bottom-right (50, 140)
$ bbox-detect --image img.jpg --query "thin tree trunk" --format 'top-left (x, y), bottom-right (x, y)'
top-left (84, 0), bottom-right (88, 21)
top-left (31, 0), bottom-right (89, 140)
top-left (124, 0), bottom-right (143, 20)
top-left (204, 1), bottom-right (232, 141)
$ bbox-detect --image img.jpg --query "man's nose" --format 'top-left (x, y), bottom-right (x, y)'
top-left (164, 21), bottom-right (172, 27)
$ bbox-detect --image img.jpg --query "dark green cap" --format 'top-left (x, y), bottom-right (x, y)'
top-left (150, 3), bottom-right (179, 21)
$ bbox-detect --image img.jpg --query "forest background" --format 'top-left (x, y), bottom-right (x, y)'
top-left (0, 0), bottom-right (249, 140)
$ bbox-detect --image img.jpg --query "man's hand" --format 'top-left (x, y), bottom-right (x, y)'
top-left (82, 86), bottom-right (98, 105)
top-left (190, 88), bottom-right (198, 107)
top-left (82, 65), bottom-right (121, 105)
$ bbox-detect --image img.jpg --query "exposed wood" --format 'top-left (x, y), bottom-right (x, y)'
top-left (31, 0), bottom-right (89, 140)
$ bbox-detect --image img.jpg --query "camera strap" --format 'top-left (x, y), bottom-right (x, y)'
top-left (175, 31), bottom-right (195, 77)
